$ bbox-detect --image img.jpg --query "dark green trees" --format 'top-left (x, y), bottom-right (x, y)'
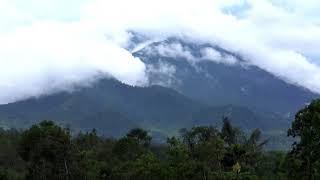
top-left (18, 121), bottom-right (73, 180)
top-left (180, 126), bottom-right (225, 175)
top-left (14, 119), bottom-right (270, 179)
top-left (0, 128), bottom-right (24, 179)
top-left (113, 128), bottom-right (151, 161)
top-left (2, 98), bottom-right (319, 180)
top-left (286, 99), bottom-right (320, 179)
top-left (222, 117), bottom-right (237, 145)
top-left (72, 129), bottom-right (112, 180)
top-left (111, 128), bottom-right (158, 178)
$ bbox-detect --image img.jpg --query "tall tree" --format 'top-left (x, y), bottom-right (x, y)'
top-left (221, 117), bottom-right (236, 145)
top-left (287, 99), bottom-right (320, 179)
top-left (18, 121), bottom-right (73, 180)
top-left (180, 126), bottom-right (219, 154)
top-left (126, 128), bottom-right (151, 148)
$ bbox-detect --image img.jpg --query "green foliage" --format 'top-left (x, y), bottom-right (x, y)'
top-left (122, 152), bottom-right (161, 179)
top-left (126, 128), bottom-right (152, 147)
top-left (286, 99), bottom-right (320, 180)
top-left (0, 128), bottom-right (25, 179)
top-left (0, 119), bottom-right (278, 179)
top-left (222, 117), bottom-right (237, 145)
top-left (18, 121), bottom-right (73, 180)
top-left (1, 99), bottom-right (320, 180)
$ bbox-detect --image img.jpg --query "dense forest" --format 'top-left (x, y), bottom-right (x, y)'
top-left (0, 99), bottom-right (320, 180)
top-left (0, 78), bottom-right (301, 150)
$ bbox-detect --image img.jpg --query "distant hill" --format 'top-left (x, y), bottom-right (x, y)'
top-left (0, 78), bottom-right (287, 138)
top-left (0, 79), bottom-right (200, 136)
top-left (191, 105), bottom-right (289, 130)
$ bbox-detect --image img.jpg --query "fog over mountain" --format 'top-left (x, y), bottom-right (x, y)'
top-left (0, 0), bottom-right (319, 104)
top-left (133, 37), bottom-right (318, 115)
top-left (2, 2), bottom-right (320, 178)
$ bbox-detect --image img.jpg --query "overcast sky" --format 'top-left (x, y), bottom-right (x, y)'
top-left (0, 0), bottom-right (319, 104)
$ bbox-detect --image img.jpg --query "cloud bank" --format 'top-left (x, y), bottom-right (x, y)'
top-left (0, 0), bottom-right (319, 103)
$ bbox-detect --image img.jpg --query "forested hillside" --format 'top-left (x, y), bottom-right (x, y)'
top-left (1, 99), bottom-right (320, 179)
top-left (0, 78), bottom-right (293, 149)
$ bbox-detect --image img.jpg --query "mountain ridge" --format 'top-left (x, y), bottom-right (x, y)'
top-left (0, 78), bottom-right (286, 136)
top-left (134, 37), bottom-right (318, 116)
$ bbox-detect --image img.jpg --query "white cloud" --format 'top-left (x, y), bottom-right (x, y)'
top-left (147, 62), bottom-right (177, 87)
top-left (0, 21), bottom-right (147, 104)
top-left (145, 44), bottom-right (238, 66)
top-left (0, 0), bottom-right (319, 104)
top-left (201, 48), bottom-right (222, 61)
top-left (81, 0), bottom-right (320, 93)
top-left (200, 48), bottom-right (237, 65)
top-left (153, 43), bottom-right (196, 63)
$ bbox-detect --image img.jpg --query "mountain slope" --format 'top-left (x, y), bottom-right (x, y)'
top-left (191, 105), bottom-right (289, 130)
top-left (0, 79), bottom-right (203, 135)
top-left (133, 38), bottom-right (318, 117)
top-left (0, 78), bottom-right (286, 137)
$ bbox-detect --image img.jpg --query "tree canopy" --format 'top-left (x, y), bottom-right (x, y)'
top-left (1, 99), bottom-right (320, 179)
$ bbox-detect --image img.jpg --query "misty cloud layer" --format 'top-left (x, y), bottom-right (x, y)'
top-left (0, 0), bottom-right (319, 104)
